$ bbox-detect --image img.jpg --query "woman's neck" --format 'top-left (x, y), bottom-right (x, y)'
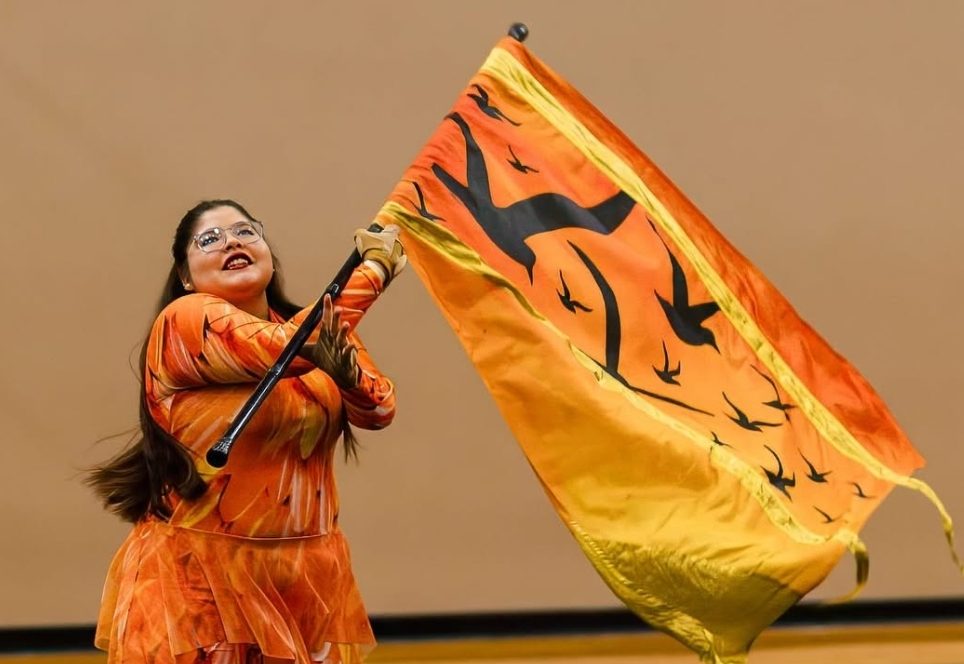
top-left (231, 293), bottom-right (270, 320)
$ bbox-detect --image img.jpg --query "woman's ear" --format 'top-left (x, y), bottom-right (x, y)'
top-left (177, 268), bottom-right (193, 291)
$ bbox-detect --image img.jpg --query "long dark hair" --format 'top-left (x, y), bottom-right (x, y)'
top-left (87, 199), bottom-right (359, 523)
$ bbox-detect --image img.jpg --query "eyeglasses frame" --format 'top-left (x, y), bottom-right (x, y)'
top-left (192, 219), bottom-right (265, 253)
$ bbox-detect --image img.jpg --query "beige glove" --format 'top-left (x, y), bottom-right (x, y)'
top-left (355, 224), bottom-right (407, 285)
top-left (298, 293), bottom-right (360, 389)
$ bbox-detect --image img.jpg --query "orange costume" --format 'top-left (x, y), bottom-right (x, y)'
top-left (96, 262), bottom-right (395, 664)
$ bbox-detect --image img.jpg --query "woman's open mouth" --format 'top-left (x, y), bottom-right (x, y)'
top-left (223, 253), bottom-right (253, 270)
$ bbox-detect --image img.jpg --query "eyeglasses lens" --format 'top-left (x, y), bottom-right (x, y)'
top-left (196, 221), bottom-right (263, 253)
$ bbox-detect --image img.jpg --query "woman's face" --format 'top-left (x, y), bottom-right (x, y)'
top-left (183, 205), bottom-right (274, 308)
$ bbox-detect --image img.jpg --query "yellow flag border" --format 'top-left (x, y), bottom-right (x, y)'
top-left (478, 46), bottom-right (960, 572)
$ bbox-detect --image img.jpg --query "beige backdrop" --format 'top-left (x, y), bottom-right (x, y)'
top-left (0, 1), bottom-right (961, 627)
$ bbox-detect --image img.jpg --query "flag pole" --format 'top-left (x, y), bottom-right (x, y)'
top-left (508, 22), bottom-right (529, 42)
top-left (204, 223), bottom-right (383, 470)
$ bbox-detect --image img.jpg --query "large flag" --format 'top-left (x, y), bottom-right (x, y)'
top-left (375, 36), bottom-right (960, 662)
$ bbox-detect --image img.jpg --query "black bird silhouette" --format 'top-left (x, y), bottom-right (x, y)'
top-left (402, 180), bottom-right (444, 222)
top-left (557, 271), bottom-right (592, 313)
top-left (752, 366), bottom-right (795, 421)
top-left (723, 392), bottom-right (782, 432)
top-left (648, 220), bottom-right (720, 351)
top-left (507, 145), bottom-right (539, 173)
top-left (852, 482), bottom-right (874, 499)
top-left (800, 453), bottom-right (832, 483)
top-left (653, 341), bottom-right (681, 385)
top-left (710, 431), bottom-right (729, 447)
top-left (569, 241), bottom-right (712, 416)
top-left (762, 445), bottom-right (796, 500)
top-left (467, 84), bottom-right (521, 125)
top-left (814, 506), bottom-right (840, 524)
top-left (432, 112), bottom-right (636, 282)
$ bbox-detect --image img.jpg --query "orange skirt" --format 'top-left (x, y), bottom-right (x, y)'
top-left (96, 520), bottom-right (375, 664)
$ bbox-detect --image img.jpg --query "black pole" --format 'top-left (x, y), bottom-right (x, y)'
top-left (205, 223), bottom-right (383, 469)
top-left (508, 22), bottom-right (529, 42)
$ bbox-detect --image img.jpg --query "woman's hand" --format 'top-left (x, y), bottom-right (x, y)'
top-left (355, 224), bottom-right (407, 285)
top-left (298, 293), bottom-right (360, 389)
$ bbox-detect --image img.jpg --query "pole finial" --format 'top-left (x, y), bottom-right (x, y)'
top-left (508, 22), bottom-right (529, 42)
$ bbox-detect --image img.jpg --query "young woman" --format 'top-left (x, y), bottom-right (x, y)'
top-left (88, 200), bottom-right (405, 664)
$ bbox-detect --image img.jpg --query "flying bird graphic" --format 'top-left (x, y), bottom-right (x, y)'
top-left (723, 392), bottom-right (782, 432)
top-left (800, 453), bottom-right (832, 483)
top-left (467, 84), bottom-right (521, 125)
top-left (762, 445), bottom-right (796, 500)
top-left (649, 220), bottom-right (720, 351)
top-left (557, 271), bottom-right (592, 313)
top-left (432, 112), bottom-right (635, 282)
top-left (710, 431), bottom-right (729, 447)
top-left (752, 366), bottom-right (795, 421)
top-left (507, 145), bottom-right (539, 173)
top-left (814, 506), bottom-right (840, 524)
top-left (653, 341), bottom-right (681, 385)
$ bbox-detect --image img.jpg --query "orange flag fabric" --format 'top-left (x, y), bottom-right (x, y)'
top-left (375, 37), bottom-right (960, 663)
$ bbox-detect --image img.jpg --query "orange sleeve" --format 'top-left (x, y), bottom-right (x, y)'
top-left (148, 294), bottom-right (319, 388)
top-left (335, 259), bottom-right (397, 428)
top-left (340, 332), bottom-right (396, 429)
top-left (335, 259), bottom-right (387, 329)
top-left (148, 261), bottom-right (390, 390)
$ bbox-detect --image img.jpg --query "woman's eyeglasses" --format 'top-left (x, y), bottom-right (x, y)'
top-left (193, 220), bottom-right (264, 253)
